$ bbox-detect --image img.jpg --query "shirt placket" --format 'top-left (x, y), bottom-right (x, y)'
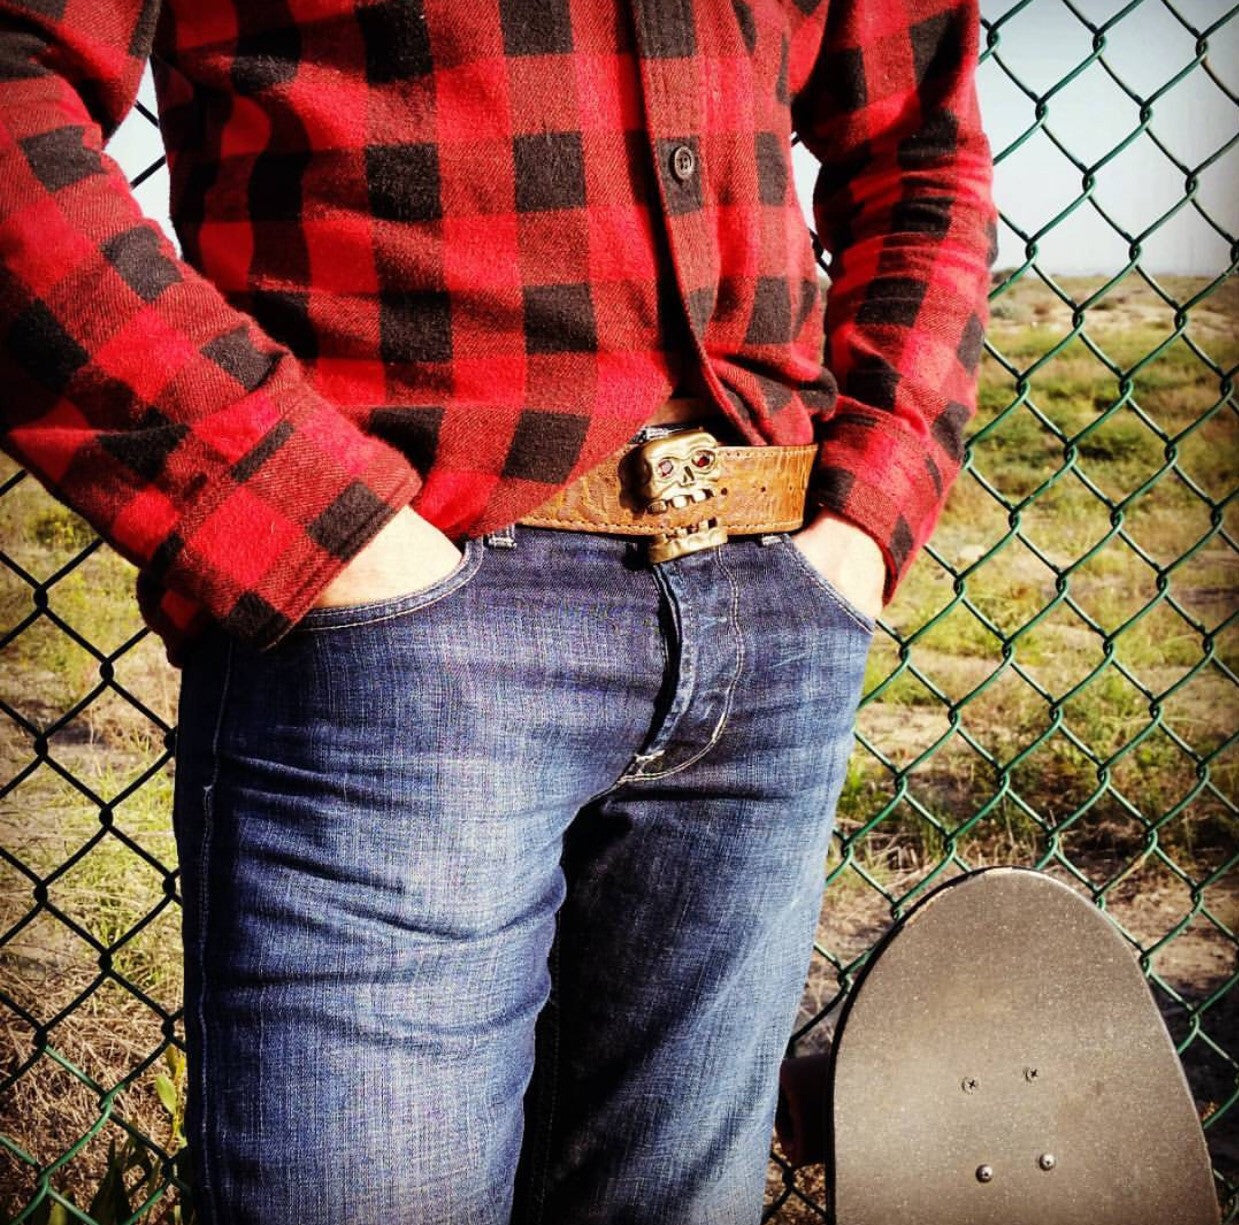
top-left (627, 1), bottom-right (755, 438)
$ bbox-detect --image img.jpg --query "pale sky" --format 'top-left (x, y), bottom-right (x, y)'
top-left (112, 0), bottom-right (1237, 276)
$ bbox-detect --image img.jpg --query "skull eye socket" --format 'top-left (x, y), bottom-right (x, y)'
top-left (691, 449), bottom-right (716, 470)
top-left (657, 458), bottom-right (676, 477)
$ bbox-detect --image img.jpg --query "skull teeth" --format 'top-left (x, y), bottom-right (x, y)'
top-left (662, 518), bottom-right (719, 539)
top-left (667, 489), bottom-right (709, 509)
top-left (646, 489), bottom-right (712, 514)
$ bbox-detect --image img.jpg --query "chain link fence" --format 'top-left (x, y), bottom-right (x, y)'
top-left (1, 1), bottom-right (1236, 1221)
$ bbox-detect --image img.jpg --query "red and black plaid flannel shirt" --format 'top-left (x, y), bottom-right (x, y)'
top-left (0, 0), bottom-right (996, 665)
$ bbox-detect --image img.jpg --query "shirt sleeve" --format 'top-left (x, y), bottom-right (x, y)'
top-left (0, 0), bottom-right (424, 652)
top-left (791, 0), bottom-right (998, 606)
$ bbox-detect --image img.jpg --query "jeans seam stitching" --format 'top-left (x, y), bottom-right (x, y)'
top-left (528, 922), bottom-right (562, 1225)
top-left (195, 634), bottom-right (234, 1225)
top-left (618, 547), bottom-right (745, 784)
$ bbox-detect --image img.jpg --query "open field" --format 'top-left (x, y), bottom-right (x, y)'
top-left (1, 270), bottom-right (1236, 1222)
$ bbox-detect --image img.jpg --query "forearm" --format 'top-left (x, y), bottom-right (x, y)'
top-left (0, 1), bottom-right (423, 648)
top-left (792, 0), bottom-right (998, 605)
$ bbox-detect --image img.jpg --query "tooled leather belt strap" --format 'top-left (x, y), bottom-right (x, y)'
top-left (516, 427), bottom-right (817, 563)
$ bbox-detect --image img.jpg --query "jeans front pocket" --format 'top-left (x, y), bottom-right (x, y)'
top-left (293, 536), bottom-right (485, 633)
top-left (776, 534), bottom-right (878, 635)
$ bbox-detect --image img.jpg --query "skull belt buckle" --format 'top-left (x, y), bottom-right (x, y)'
top-left (629, 428), bottom-right (728, 564)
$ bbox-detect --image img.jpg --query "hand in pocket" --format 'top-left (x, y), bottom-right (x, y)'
top-left (312, 507), bottom-right (463, 610)
top-left (789, 510), bottom-right (886, 625)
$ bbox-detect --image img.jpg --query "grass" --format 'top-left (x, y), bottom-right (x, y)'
top-left (1, 271), bottom-right (1236, 1223)
top-left (1, 481), bottom-right (183, 1220)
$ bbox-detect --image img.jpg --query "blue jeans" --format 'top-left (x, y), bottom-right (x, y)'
top-left (172, 524), bottom-right (874, 1225)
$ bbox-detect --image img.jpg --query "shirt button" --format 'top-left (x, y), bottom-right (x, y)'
top-left (670, 144), bottom-right (697, 182)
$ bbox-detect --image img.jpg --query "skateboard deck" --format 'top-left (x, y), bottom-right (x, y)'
top-left (829, 867), bottom-right (1219, 1225)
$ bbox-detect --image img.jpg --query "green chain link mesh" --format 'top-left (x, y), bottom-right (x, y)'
top-left (1, 2), bottom-right (1235, 1221)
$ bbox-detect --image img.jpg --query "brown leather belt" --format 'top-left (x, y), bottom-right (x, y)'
top-left (517, 422), bottom-right (817, 563)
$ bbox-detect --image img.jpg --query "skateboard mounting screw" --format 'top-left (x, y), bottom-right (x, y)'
top-left (1038, 1153), bottom-right (1056, 1171)
top-left (962, 1077), bottom-right (980, 1093)
top-left (1024, 1066), bottom-right (1039, 1082)
top-left (976, 1164), bottom-right (994, 1183)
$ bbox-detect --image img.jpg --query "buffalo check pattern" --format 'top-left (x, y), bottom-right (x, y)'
top-left (0, 0), bottom-right (996, 663)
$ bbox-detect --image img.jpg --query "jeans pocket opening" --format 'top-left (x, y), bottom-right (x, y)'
top-left (778, 535), bottom-right (878, 635)
top-left (294, 536), bottom-right (485, 633)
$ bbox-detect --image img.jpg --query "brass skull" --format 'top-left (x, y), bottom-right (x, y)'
top-left (629, 428), bottom-right (728, 563)
top-left (635, 429), bottom-right (722, 513)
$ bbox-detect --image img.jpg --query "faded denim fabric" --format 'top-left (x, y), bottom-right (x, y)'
top-left (172, 525), bottom-right (874, 1225)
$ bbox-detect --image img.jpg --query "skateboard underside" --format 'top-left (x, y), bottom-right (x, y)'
top-left (829, 867), bottom-right (1219, 1225)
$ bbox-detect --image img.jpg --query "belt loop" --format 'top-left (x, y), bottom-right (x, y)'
top-left (483, 524), bottom-right (518, 549)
